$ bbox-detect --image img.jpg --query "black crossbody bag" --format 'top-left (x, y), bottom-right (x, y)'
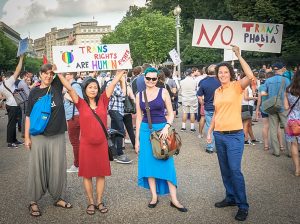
top-left (89, 107), bottom-right (116, 161)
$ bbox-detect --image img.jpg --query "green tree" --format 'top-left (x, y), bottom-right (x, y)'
top-left (0, 31), bottom-right (18, 71)
top-left (24, 57), bottom-right (43, 74)
top-left (102, 10), bottom-right (175, 65)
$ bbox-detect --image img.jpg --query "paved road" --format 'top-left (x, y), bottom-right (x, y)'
top-left (0, 109), bottom-right (299, 224)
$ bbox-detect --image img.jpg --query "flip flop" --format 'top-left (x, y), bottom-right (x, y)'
top-left (86, 204), bottom-right (96, 215)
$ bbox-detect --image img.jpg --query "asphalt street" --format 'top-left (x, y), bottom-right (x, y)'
top-left (0, 109), bottom-right (299, 224)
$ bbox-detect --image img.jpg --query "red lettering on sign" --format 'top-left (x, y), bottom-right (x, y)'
top-left (242, 23), bottom-right (254, 32)
top-left (196, 24), bottom-right (221, 46)
top-left (220, 26), bottom-right (233, 45)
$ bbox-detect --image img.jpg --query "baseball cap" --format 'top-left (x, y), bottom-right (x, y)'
top-left (272, 62), bottom-right (285, 70)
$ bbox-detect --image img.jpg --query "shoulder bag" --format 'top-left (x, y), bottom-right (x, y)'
top-left (124, 85), bottom-right (136, 114)
top-left (89, 107), bottom-right (118, 161)
top-left (262, 77), bottom-right (285, 114)
top-left (285, 96), bottom-right (300, 136)
top-left (143, 90), bottom-right (181, 160)
top-left (3, 81), bottom-right (28, 106)
top-left (29, 86), bottom-right (52, 136)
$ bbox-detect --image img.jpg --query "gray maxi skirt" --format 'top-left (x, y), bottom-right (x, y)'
top-left (27, 133), bottom-right (67, 202)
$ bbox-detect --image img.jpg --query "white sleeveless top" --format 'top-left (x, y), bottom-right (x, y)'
top-left (242, 86), bottom-right (254, 106)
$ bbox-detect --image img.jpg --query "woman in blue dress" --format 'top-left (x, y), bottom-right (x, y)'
top-left (135, 67), bottom-right (187, 212)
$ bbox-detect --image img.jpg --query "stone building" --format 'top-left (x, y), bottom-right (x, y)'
top-left (34, 21), bottom-right (111, 62)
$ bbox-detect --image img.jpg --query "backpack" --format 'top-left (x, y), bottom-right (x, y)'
top-left (29, 86), bottom-right (52, 136)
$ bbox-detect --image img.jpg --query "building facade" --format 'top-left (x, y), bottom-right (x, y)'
top-left (34, 21), bottom-right (111, 62)
top-left (0, 21), bottom-right (21, 46)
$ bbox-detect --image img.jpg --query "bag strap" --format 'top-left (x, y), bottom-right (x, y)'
top-left (89, 107), bottom-right (109, 140)
top-left (3, 81), bottom-right (13, 94)
top-left (287, 96), bottom-right (300, 116)
top-left (276, 77), bottom-right (285, 101)
top-left (143, 90), bottom-right (153, 131)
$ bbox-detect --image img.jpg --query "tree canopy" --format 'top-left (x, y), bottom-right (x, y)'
top-left (102, 9), bottom-right (175, 66)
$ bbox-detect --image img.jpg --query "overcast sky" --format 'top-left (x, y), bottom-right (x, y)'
top-left (0, 0), bottom-right (146, 39)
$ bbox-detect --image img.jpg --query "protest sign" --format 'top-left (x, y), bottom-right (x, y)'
top-left (192, 19), bottom-right (283, 53)
top-left (17, 38), bottom-right (29, 56)
top-left (223, 49), bottom-right (241, 61)
top-left (52, 44), bottom-right (132, 72)
top-left (169, 49), bottom-right (181, 66)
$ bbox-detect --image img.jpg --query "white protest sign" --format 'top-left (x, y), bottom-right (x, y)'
top-left (52, 44), bottom-right (132, 73)
top-left (169, 49), bottom-right (181, 66)
top-left (192, 19), bottom-right (283, 53)
top-left (223, 49), bottom-right (241, 61)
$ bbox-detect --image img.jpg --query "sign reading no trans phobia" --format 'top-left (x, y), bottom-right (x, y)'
top-left (52, 44), bottom-right (132, 73)
top-left (192, 19), bottom-right (283, 53)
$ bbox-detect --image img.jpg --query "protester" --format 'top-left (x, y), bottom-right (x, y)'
top-left (123, 71), bottom-right (136, 148)
top-left (135, 67), bottom-right (187, 212)
top-left (197, 64), bottom-right (220, 153)
top-left (63, 72), bottom-right (83, 172)
top-left (262, 62), bottom-right (291, 157)
top-left (240, 72), bottom-right (259, 145)
top-left (180, 68), bottom-right (198, 132)
top-left (25, 64), bottom-right (71, 217)
top-left (284, 69), bottom-right (300, 176)
top-left (0, 55), bottom-right (24, 148)
top-left (162, 67), bottom-right (177, 115)
top-left (207, 45), bottom-right (253, 221)
top-left (107, 72), bottom-right (132, 164)
top-left (57, 69), bottom-right (127, 215)
top-left (136, 63), bottom-right (151, 93)
top-left (256, 72), bottom-right (284, 151)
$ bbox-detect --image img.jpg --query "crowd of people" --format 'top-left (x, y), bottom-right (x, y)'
top-left (0, 45), bottom-right (299, 221)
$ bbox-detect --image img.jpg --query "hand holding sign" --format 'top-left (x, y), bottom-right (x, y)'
top-left (231, 45), bottom-right (241, 58)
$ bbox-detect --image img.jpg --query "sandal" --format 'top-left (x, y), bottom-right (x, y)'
top-left (280, 146), bottom-right (285, 152)
top-left (86, 204), bottom-right (96, 215)
top-left (28, 202), bottom-right (41, 217)
top-left (264, 146), bottom-right (270, 151)
top-left (54, 198), bottom-right (73, 209)
top-left (97, 202), bottom-right (108, 213)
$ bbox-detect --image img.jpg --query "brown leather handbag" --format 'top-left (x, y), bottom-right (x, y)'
top-left (144, 91), bottom-right (182, 160)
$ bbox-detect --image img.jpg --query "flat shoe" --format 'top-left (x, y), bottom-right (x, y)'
top-left (170, 201), bottom-right (187, 212)
top-left (148, 200), bottom-right (159, 208)
top-left (295, 171), bottom-right (300, 177)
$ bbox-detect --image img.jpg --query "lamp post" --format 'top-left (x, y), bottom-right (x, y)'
top-left (173, 5), bottom-right (181, 78)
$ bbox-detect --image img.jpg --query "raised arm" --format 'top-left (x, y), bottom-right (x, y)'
top-left (13, 54), bottom-right (25, 80)
top-left (106, 70), bottom-right (126, 98)
top-left (231, 45), bottom-right (254, 90)
top-left (56, 73), bottom-right (79, 104)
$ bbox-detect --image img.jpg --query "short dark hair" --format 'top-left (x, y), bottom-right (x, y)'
top-left (40, 64), bottom-right (53, 73)
top-left (162, 67), bottom-right (171, 78)
top-left (215, 62), bottom-right (235, 81)
top-left (133, 66), bottom-right (142, 76)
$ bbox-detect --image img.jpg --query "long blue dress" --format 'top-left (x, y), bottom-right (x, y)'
top-left (138, 88), bottom-right (177, 195)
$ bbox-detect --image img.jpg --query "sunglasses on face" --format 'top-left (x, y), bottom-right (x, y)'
top-left (145, 77), bottom-right (158, 81)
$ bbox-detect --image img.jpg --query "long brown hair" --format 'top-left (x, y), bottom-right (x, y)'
top-left (286, 70), bottom-right (300, 96)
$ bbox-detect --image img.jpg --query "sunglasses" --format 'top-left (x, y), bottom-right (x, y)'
top-left (145, 77), bottom-right (158, 81)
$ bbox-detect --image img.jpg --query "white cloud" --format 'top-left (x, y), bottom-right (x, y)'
top-left (0, 0), bottom-right (146, 38)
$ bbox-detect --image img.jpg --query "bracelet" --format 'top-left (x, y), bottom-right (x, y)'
top-left (166, 122), bottom-right (172, 127)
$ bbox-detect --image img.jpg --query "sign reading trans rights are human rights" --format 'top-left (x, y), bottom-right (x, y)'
top-left (192, 19), bottom-right (283, 53)
top-left (52, 44), bottom-right (132, 73)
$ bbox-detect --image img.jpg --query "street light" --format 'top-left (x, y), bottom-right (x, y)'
top-left (173, 5), bottom-right (181, 78)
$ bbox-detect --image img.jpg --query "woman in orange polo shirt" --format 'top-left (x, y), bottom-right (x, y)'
top-left (207, 45), bottom-right (254, 222)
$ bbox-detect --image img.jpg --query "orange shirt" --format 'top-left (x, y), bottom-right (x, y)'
top-left (213, 81), bottom-right (243, 131)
